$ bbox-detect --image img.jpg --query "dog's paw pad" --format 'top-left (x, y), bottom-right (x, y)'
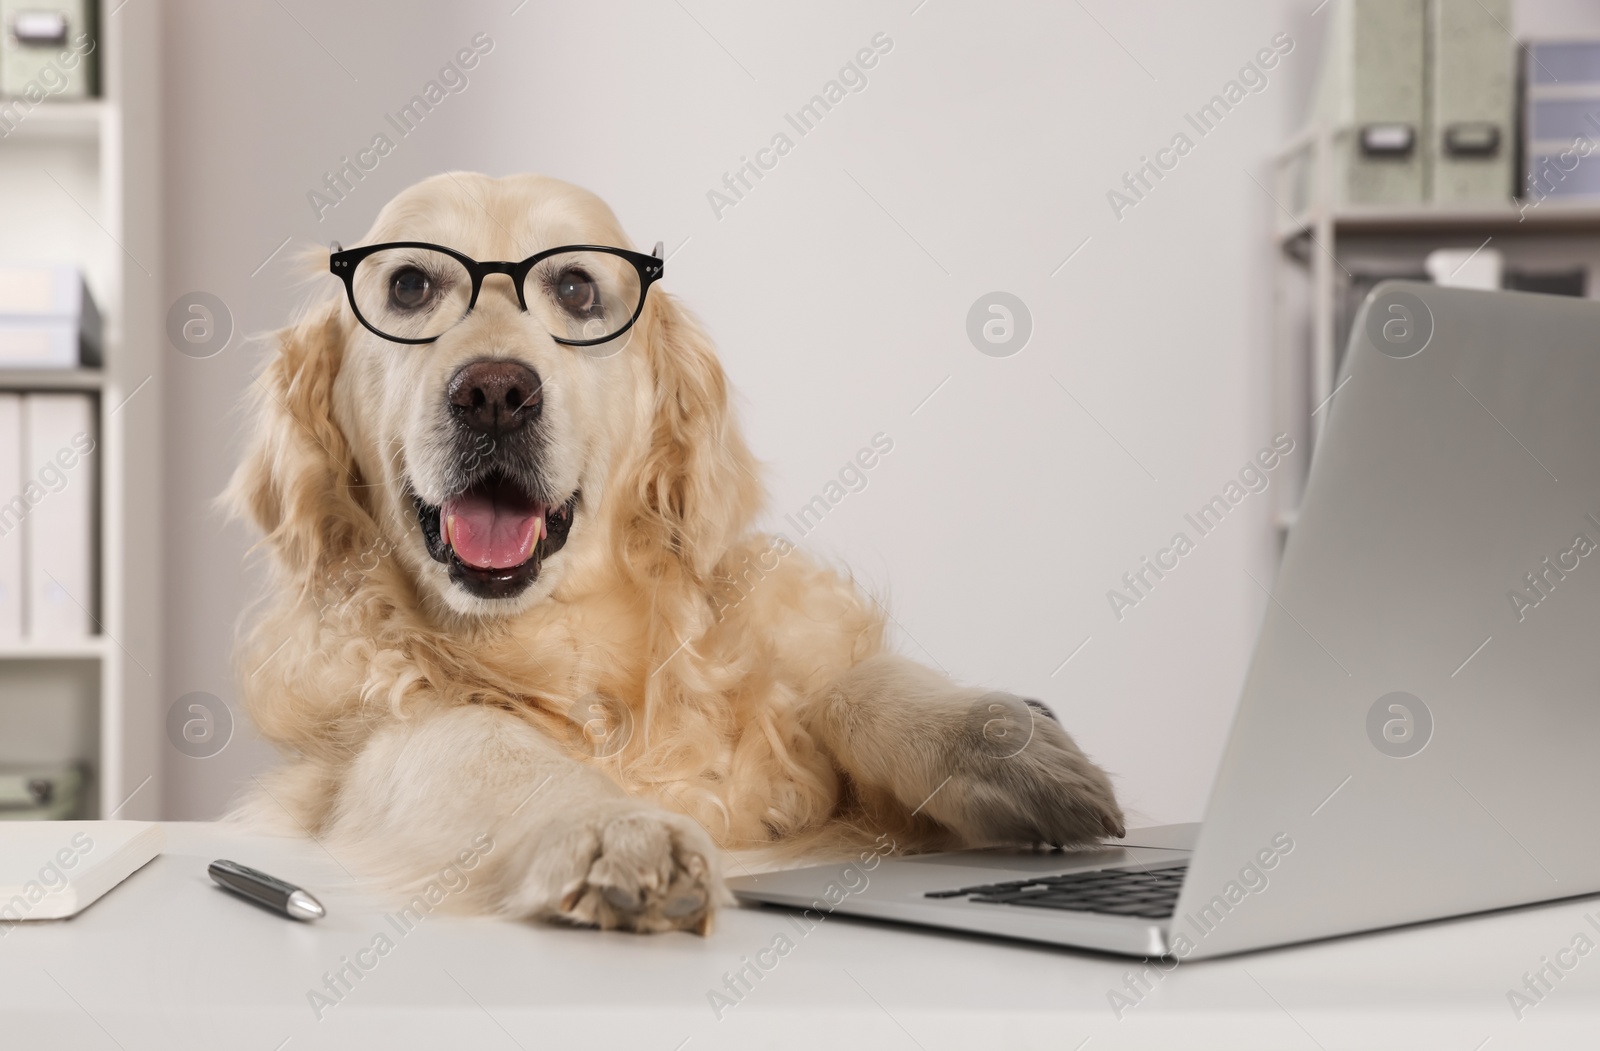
top-left (548, 809), bottom-right (721, 934)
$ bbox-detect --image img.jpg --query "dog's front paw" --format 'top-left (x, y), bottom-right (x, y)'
top-left (923, 694), bottom-right (1125, 848)
top-left (518, 806), bottom-right (725, 934)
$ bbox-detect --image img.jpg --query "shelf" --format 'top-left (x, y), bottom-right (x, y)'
top-left (0, 368), bottom-right (104, 390)
top-left (1279, 202), bottom-right (1600, 250)
top-left (0, 639), bottom-right (106, 661)
top-left (0, 1), bottom-right (162, 821)
top-left (0, 99), bottom-right (106, 144)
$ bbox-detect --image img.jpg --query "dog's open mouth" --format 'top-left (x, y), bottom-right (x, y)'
top-left (413, 474), bottom-right (579, 599)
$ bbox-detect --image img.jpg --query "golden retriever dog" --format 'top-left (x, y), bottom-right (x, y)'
top-left (229, 172), bottom-right (1125, 934)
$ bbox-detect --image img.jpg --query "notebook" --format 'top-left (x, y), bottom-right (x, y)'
top-left (0, 821), bottom-right (164, 925)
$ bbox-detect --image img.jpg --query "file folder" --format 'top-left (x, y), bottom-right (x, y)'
top-left (1430, 0), bottom-right (1516, 204)
top-left (22, 393), bottom-right (95, 641)
top-left (0, 393), bottom-right (20, 642)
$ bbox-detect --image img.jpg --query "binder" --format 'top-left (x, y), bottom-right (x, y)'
top-left (1429, 0), bottom-right (1516, 204)
top-left (0, 393), bottom-right (20, 641)
top-left (22, 393), bottom-right (95, 642)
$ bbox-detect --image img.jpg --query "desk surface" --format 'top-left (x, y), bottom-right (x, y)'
top-left (4, 822), bottom-right (1598, 1050)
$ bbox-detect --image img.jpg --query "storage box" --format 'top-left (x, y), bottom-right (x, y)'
top-left (0, 263), bottom-right (101, 367)
top-left (1430, 0), bottom-right (1516, 204)
top-left (1524, 40), bottom-right (1600, 202)
top-left (0, 763), bottom-right (85, 820)
top-left (1310, 0), bottom-right (1429, 205)
top-left (1294, 1), bottom-right (1520, 207)
top-left (0, 0), bottom-right (96, 99)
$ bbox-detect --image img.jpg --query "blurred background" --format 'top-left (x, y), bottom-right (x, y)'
top-left (0, 0), bottom-right (1597, 825)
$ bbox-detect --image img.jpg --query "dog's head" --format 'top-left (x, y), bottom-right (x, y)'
top-left (233, 173), bottom-right (759, 621)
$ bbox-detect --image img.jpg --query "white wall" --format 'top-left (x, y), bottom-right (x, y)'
top-left (162, 0), bottom-right (1344, 822)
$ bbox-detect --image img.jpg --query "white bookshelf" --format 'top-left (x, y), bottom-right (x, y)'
top-left (1268, 126), bottom-right (1600, 539)
top-left (2, 97), bottom-right (104, 141)
top-left (0, 1), bottom-right (162, 819)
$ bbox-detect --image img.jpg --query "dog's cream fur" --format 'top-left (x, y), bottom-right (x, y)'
top-left (229, 172), bottom-right (1124, 933)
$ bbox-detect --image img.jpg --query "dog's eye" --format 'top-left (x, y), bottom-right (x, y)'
top-left (389, 266), bottom-right (435, 312)
top-left (552, 268), bottom-right (599, 315)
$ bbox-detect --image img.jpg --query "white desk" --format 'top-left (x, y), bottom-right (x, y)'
top-left (4, 823), bottom-right (1598, 1049)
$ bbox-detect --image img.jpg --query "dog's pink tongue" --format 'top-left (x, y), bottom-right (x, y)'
top-left (442, 491), bottom-right (542, 570)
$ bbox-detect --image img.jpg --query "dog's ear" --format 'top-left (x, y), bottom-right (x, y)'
top-left (624, 291), bottom-right (762, 581)
top-left (226, 300), bottom-right (370, 592)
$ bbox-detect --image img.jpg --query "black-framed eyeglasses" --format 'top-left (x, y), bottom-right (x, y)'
top-left (328, 240), bottom-right (665, 347)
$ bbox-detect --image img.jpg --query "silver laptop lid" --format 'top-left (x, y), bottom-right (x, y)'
top-left (1175, 282), bottom-right (1600, 960)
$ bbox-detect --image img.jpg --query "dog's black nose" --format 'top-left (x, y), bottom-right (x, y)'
top-left (448, 359), bottom-right (543, 436)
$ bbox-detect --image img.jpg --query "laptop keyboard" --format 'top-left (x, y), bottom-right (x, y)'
top-left (923, 861), bottom-right (1188, 920)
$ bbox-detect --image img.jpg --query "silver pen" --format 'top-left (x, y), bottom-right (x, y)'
top-left (208, 859), bottom-right (326, 921)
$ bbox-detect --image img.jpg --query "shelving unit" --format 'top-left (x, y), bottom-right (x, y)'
top-left (0, 367), bottom-right (104, 390)
top-left (1268, 130), bottom-right (1600, 539)
top-left (2, 97), bottom-right (105, 141)
top-left (0, 1), bottom-right (162, 819)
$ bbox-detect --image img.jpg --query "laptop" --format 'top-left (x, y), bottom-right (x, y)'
top-left (729, 282), bottom-right (1600, 959)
